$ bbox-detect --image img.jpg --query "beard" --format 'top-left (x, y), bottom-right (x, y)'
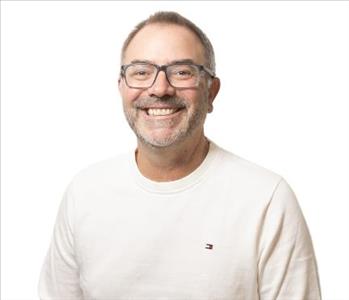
top-left (123, 95), bottom-right (209, 148)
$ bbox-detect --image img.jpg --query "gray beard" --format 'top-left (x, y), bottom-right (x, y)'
top-left (123, 96), bottom-right (208, 148)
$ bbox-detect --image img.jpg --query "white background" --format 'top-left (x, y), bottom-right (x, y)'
top-left (1, 1), bottom-right (349, 299)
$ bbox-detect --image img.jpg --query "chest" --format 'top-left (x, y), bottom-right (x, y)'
top-left (75, 190), bottom-right (260, 300)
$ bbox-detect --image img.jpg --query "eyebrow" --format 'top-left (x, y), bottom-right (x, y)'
top-left (130, 58), bottom-right (197, 65)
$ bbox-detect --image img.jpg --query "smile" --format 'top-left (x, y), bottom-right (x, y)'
top-left (147, 108), bottom-right (180, 116)
top-left (141, 107), bottom-right (185, 117)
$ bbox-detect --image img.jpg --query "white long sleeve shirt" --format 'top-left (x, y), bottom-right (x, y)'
top-left (39, 141), bottom-right (321, 299)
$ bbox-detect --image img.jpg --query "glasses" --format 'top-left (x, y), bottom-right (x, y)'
top-left (120, 62), bottom-right (215, 89)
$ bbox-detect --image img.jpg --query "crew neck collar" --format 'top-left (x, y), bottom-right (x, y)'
top-left (129, 140), bottom-right (221, 194)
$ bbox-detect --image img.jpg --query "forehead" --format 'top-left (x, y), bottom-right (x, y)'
top-left (123, 24), bottom-right (206, 65)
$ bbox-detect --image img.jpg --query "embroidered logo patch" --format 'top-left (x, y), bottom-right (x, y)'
top-left (205, 243), bottom-right (213, 249)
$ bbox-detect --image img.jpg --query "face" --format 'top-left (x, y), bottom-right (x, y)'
top-left (119, 23), bottom-right (219, 148)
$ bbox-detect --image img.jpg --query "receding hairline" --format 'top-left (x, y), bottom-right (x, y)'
top-left (120, 11), bottom-right (216, 72)
top-left (122, 23), bottom-right (206, 62)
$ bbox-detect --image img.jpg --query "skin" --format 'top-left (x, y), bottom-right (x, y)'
top-left (118, 23), bottom-right (220, 181)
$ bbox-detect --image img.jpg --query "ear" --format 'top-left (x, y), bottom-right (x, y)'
top-left (207, 77), bottom-right (220, 113)
top-left (118, 77), bottom-right (122, 92)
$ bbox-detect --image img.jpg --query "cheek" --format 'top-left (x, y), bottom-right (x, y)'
top-left (180, 89), bottom-right (207, 108)
top-left (120, 86), bottom-right (143, 106)
top-left (177, 89), bottom-right (200, 103)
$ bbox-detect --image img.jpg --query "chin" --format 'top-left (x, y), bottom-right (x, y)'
top-left (141, 136), bottom-right (179, 148)
top-left (138, 131), bottom-right (187, 148)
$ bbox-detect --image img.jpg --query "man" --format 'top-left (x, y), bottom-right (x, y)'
top-left (39, 11), bottom-right (321, 300)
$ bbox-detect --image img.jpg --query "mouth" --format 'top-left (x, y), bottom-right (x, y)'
top-left (146, 108), bottom-right (182, 116)
top-left (140, 107), bottom-right (185, 117)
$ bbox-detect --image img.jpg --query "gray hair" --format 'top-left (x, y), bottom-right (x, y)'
top-left (121, 11), bottom-right (216, 73)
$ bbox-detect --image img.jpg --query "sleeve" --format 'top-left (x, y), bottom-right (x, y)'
top-left (257, 179), bottom-right (322, 300)
top-left (38, 183), bottom-right (84, 300)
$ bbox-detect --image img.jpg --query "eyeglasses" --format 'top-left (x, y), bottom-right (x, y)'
top-left (120, 62), bottom-right (215, 89)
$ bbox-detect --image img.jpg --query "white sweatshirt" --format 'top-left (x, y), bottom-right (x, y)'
top-left (39, 141), bottom-right (321, 300)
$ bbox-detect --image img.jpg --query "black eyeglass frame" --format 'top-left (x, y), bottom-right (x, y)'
top-left (120, 62), bottom-right (216, 89)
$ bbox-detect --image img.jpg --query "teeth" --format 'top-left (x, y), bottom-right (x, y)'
top-left (147, 108), bottom-right (178, 116)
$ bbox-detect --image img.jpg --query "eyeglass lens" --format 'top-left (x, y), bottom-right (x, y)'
top-left (125, 64), bottom-right (200, 88)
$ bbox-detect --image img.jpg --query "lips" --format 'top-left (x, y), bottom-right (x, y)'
top-left (146, 108), bottom-right (180, 116)
top-left (137, 105), bottom-right (185, 117)
top-left (135, 97), bottom-right (186, 117)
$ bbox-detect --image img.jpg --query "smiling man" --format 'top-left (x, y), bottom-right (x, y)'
top-left (119, 20), bottom-right (219, 182)
top-left (39, 11), bottom-right (321, 300)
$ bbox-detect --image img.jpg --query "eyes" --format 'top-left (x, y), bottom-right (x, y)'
top-left (171, 67), bottom-right (195, 79)
top-left (131, 69), bottom-right (151, 80)
top-left (121, 62), bottom-right (214, 89)
top-left (128, 64), bottom-right (197, 81)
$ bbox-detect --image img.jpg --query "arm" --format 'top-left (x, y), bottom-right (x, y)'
top-left (38, 183), bottom-right (83, 299)
top-left (257, 179), bottom-right (321, 300)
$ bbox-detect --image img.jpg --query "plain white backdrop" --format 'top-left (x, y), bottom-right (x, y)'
top-left (1, 1), bottom-right (348, 299)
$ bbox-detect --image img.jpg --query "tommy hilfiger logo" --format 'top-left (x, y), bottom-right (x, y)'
top-left (205, 243), bottom-right (213, 250)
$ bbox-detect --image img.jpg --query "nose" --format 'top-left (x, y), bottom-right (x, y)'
top-left (147, 70), bottom-right (175, 98)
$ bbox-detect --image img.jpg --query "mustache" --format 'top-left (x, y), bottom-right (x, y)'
top-left (134, 96), bottom-right (187, 109)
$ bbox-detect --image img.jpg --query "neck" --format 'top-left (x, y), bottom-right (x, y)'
top-left (135, 133), bottom-right (210, 182)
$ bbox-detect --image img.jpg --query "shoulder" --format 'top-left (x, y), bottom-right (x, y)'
top-left (212, 142), bottom-right (302, 222)
top-left (67, 152), bottom-right (132, 194)
top-left (212, 142), bottom-right (283, 193)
